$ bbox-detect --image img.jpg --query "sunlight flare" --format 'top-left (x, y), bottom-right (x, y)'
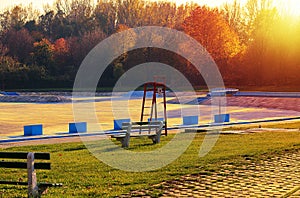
top-left (276, 0), bottom-right (300, 17)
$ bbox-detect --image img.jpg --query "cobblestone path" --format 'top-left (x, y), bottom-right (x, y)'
top-left (120, 150), bottom-right (300, 197)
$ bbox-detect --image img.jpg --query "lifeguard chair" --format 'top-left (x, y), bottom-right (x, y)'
top-left (140, 78), bottom-right (167, 136)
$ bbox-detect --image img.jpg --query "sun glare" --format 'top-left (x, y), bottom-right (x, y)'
top-left (1, 0), bottom-right (300, 20)
top-left (278, 0), bottom-right (300, 17)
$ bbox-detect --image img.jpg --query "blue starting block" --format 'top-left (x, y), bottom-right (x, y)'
top-left (214, 114), bottom-right (230, 123)
top-left (114, 119), bottom-right (131, 130)
top-left (183, 116), bottom-right (199, 125)
top-left (69, 122), bottom-right (87, 133)
top-left (24, 124), bottom-right (43, 136)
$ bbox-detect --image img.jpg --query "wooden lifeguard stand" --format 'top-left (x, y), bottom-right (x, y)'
top-left (140, 80), bottom-right (167, 136)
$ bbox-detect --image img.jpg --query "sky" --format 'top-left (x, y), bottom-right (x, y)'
top-left (0, 0), bottom-right (299, 17)
top-left (0, 0), bottom-right (49, 11)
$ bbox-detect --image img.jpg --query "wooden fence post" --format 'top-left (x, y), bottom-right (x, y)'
top-left (27, 152), bottom-right (38, 197)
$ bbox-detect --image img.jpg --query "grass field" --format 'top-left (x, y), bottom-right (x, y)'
top-left (224, 120), bottom-right (300, 130)
top-left (1, 125), bottom-right (300, 197)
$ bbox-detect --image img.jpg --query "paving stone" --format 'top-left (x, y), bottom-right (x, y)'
top-left (118, 149), bottom-right (300, 197)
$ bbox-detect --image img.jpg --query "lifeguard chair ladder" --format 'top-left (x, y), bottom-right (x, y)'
top-left (140, 82), bottom-right (168, 136)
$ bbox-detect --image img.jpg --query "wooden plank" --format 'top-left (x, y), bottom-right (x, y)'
top-left (0, 181), bottom-right (28, 186)
top-left (0, 162), bottom-right (27, 169)
top-left (35, 162), bottom-right (51, 170)
top-left (122, 121), bottom-right (164, 126)
top-left (130, 134), bottom-right (156, 138)
top-left (35, 153), bottom-right (50, 160)
top-left (0, 162), bottom-right (51, 170)
top-left (0, 152), bottom-right (50, 160)
top-left (38, 182), bottom-right (63, 187)
top-left (132, 121), bottom-right (151, 125)
top-left (122, 121), bottom-right (149, 126)
top-left (130, 125), bottom-right (161, 130)
top-left (122, 122), bottom-right (163, 130)
top-left (133, 121), bottom-right (164, 125)
top-left (0, 181), bottom-right (63, 187)
top-left (112, 134), bottom-right (156, 138)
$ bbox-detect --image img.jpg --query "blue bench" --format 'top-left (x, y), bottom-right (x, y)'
top-left (111, 121), bottom-right (164, 148)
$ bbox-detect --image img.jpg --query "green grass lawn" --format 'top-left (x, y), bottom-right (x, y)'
top-left (224, 120), bottom-right (300, 130)
top-left (1, 130), bottom-right (300, 197)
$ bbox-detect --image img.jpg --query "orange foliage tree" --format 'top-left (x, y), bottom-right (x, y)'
top-left (54, 38), bottom-right (69, 54)
top-left (182, 6), bottom-right (243, 82)
top-left (182, 6), bottom-right (242, 62)
top-left (53, 38), bottom-right (71, 75)
top-left (31, 38), bottom-right (55, 74)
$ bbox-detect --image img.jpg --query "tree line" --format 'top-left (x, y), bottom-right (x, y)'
top-left (0, 0), bottom-right (299, 89)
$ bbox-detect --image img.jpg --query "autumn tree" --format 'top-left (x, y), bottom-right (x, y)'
top-left (1, 0), bottom-right (298, 88)
top-left (62, 0), bottom-right (95, 36)
top-left (38, 11), bottom-right (55, 38)
top-left (0, 42), bottom-right (8, 56)
top-left (31, 38), bottom-right (55, 75)
top-left (115, 0), bottom-right (194, 29)
top-left (2, 28), bottom-right (34, 63)
top-left (0, 6), bottom-right (37, 31)
top-left (182, 6), bottom-right (242, 82)
top-left (173, 3), bottom-right (197, 30)
top-left (67, 28), bottom-right (107, 69)
top-left (53, 38), bottom-right (73, 76)
top-left (94, 0), bottom-right (117, 35)
top-left (51, 10), bottom-right (73, 39)
top-left (222, 0), bottom-right (248, 44)
top-left (0, 56), bottom-right (46, 89)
